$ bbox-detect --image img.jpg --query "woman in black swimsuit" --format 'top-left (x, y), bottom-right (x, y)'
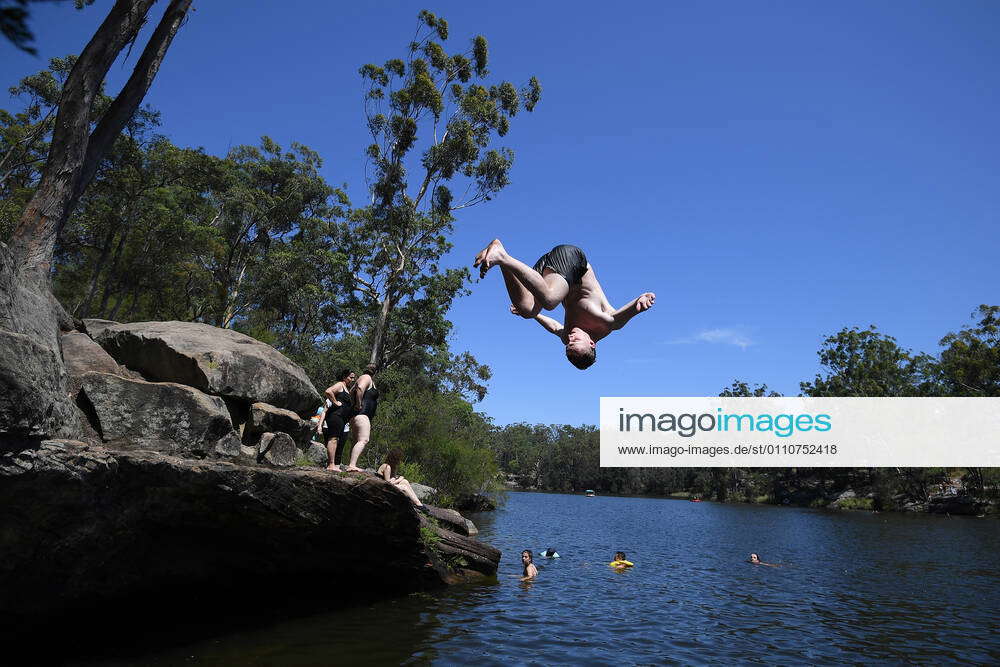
top-left (322, 368), bottom-right (356, 471)
top-left (345, 363), bottom-right (379, 472)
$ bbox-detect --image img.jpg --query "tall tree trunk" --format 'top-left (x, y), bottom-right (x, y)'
top-left (75, 225), bottom-right (118, 317)
top-left (368, 296), bottom-right (392, 367)
top-left (0, 0), bottom-right (192, 439)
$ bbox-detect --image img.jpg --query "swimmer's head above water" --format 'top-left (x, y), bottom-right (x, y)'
top-left (749, 553), bottom-right (761, 564)
top-left (521, 550), bottom-right (533, 565)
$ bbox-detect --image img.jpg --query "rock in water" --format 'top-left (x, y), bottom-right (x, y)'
top-left (79, 371), bottom-right (241, 458)
top-left (95, 321), bottom-right (320, 414)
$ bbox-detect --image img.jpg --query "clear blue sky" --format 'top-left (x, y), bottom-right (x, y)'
top-left (4, 1), bottom-right (998, 426)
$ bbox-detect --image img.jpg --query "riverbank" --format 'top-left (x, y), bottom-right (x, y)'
top-left (503, 477), bottom-right (999, 517)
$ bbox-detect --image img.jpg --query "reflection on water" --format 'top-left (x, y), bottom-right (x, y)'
top-left (80, 492), bottom-right (1000, 665)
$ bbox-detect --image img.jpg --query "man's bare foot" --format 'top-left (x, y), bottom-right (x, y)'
top-left (344, 465), bottom-right (363, 473)
top-left (473, 239), bottom-right (506, 279)
top-left (325, 464), bottom-right (342, 472)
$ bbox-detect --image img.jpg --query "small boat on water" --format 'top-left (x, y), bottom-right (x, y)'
top-left (689, 497), bottom-right (702, 502)
top-left (585, 489), bottom-right (596, 497)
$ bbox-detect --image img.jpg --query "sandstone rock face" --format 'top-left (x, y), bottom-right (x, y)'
top-left (411, 482), bottom-right (438, 503)
top-left (455, 492), bottom-right (497, 512)
top-left (0, 440), bottom-right (500, 636)
top-left (426, 506), bottom-right (478, 536)
top-left (80, 318), bottom-right (120, 339)
top-left (246, 402), bottom-right (314, 446)
top-left (304, 440), bottom-right (328, 466)
top-left (257, 432), bottom-right (298, 467)
top-left (95, 321), bottom-right (320, 414)
top-left (0, 262), bottom-right (79, 439)
top-left (0, 329), bottom-right (78, 438)
top-left (61, 332), bottom-right (130, 395)
top-left (79, 372), bottom-right (241, 458)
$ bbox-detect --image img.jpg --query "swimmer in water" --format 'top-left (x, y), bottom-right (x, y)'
top-left (540, 547), bottom-right (560, 558)
top-left (610, 551), bottom-right (633, 569)
top-left (748, 552), bottom-right (780, 567)
top-left (521, 550), bottom-right (538, 580)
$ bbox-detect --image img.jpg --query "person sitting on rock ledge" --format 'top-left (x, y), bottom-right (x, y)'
top-left (376, 448), bottom-right (429, 515)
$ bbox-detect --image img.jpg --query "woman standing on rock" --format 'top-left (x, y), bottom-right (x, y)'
top-left (321, 368), bottom-right (356, 471)
top-left (345, 363), bottom-right (379, 472)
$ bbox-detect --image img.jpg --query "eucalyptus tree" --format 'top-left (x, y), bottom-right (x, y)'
top-left (800, 326), bottom-right (940, 397)
top-left (53, 127), bottom-right (220, 322)
top-left (937, 305), bottom-right (1000, 396)
top-left (201, 137), bottom-right (348, 331)
top-left (348, 9), bottom-right (541, 368)
top-left (0, 56), bottom-right (103, 240)
top-left (1, 0), bottom-right (192, 437)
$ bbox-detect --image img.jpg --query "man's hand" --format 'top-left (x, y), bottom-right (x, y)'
top-left (611, 292), bottom-right (656, 331)
top-left (510, 303), bottom-right (524, 317)
top-left (635, 292), bottom-right (655, 312)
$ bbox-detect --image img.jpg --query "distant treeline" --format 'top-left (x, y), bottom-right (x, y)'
top-left (491, 308), bottom-right (1000, 512)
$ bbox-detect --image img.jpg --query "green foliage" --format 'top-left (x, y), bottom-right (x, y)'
top-left (419, 523), bottom-right (441, 550)
top-left (937, 305), bottom-right (1000, 396)
top-left (350, 10), bottom-right (541, 368)
top-left (800, 326), bottom-right (940, 397)
top-left (835, 497), bottom-right (874, 511)
top-left (372, 384), bottom-right (498, 502)
top-left (719, 380), bottom-right (782, 397)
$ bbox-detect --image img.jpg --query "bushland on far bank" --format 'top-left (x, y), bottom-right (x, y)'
top-left (491, 307), bottom-right (1000, 513)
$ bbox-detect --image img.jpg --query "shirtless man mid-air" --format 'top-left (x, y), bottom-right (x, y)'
top-left (473, 239), bottom-right (655, 369)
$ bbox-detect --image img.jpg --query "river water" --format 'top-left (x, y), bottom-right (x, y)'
top-left (84, 491), bottom-right (999, 665)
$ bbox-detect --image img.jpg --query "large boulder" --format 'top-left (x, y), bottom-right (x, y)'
top-left (80, 318), bottom-right (120, 339)
top-left (426, 505), bottom-right (478, 536)
top-left (95, 321), bottom-right (320, 414)
top-left (0, 329), bottom-right (78, 438)
top-left (411, 481), bottom-right (438, 503)
top-left (256, 432), bottom-right (298, 467)
top-left (61, 332), bottom-right (131, 395)
top-left (246, 402), bottom-right (315, 446)
top-left (79, 371), bottom-right (241, 458)
top-left (0, 255), bottom-right (79, 440)
top-left (0, 440), bottom-right (500, 642)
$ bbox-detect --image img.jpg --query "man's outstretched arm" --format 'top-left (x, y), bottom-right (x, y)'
top-left (611, 292), bottom-right (656, 331)
top-left (512, 303), bottom-right (565, 338)
top-left (534, 312), bottom-right (565, 337)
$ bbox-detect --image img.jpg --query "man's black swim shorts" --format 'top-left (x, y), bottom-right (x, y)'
top-left (532, 244), bottom-right (588, 286)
